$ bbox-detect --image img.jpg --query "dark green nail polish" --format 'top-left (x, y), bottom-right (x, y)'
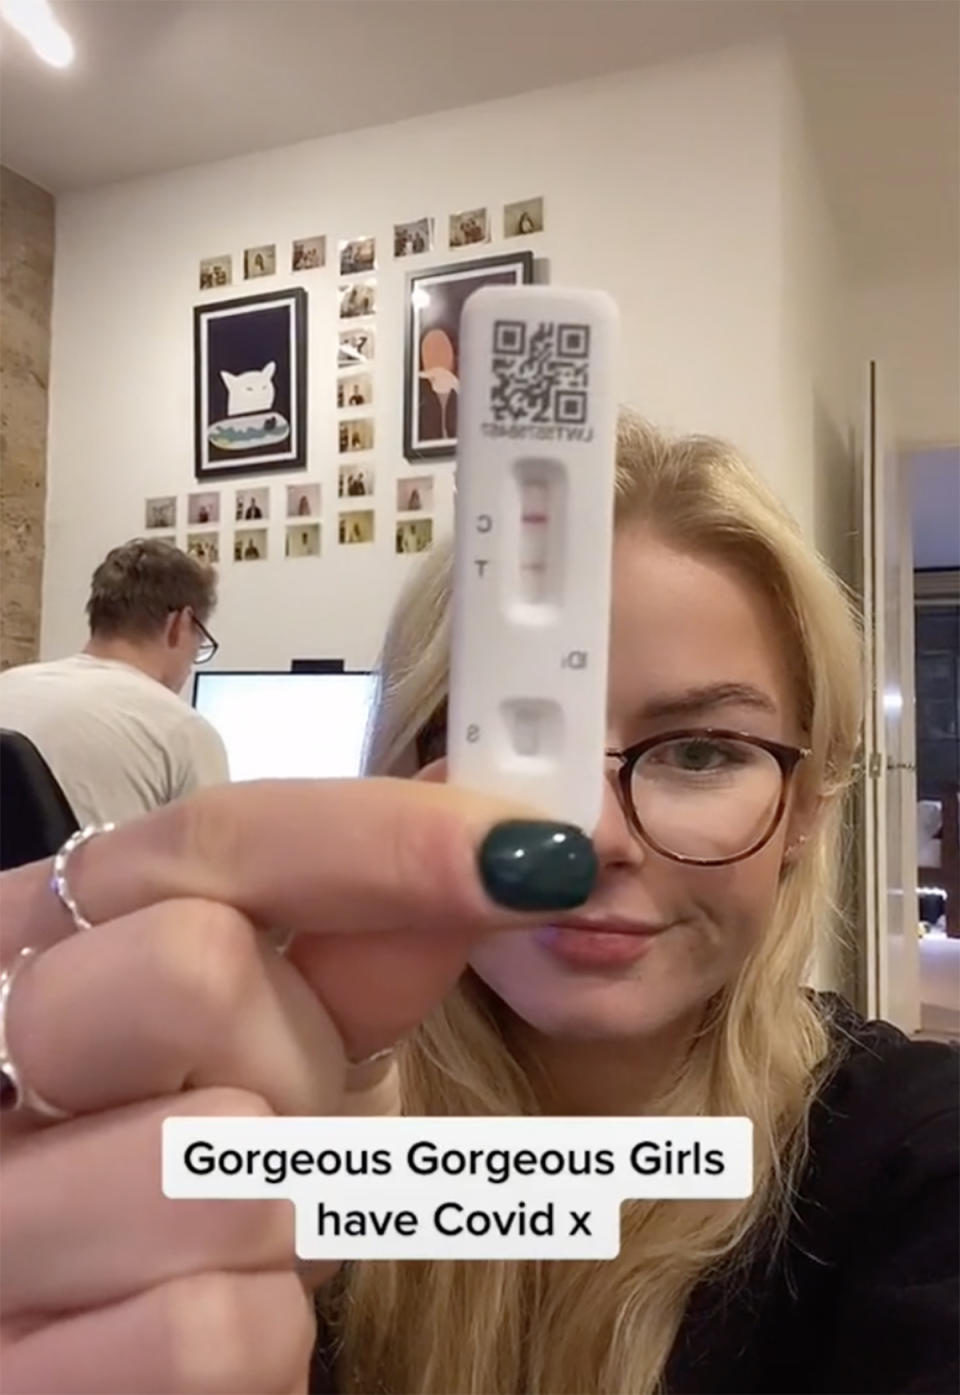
top-left (478, 820), bottom-right (598, 912)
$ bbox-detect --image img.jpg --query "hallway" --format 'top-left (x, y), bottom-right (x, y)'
top-left (919, 932), bottom-right (960, 1041)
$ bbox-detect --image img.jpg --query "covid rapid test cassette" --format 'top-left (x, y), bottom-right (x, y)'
top-left (447, 286), bottom-right (619, 833)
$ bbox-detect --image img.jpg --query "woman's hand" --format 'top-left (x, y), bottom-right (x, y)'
top-left (0, 778), bottom-right (595, 1393)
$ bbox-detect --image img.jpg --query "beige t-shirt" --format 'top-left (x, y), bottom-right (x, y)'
top-left (0, 654), bottom-right (230, 827)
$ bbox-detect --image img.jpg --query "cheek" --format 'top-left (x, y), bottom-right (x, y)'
top-left (468, 932), bottom-right (620, 1039)
top-left (466, 844), bottom-right (789, 1043)
top-left (684, 838), bottom-right (785, 956)
top-left (470, 932), bottom-right (539, 1004)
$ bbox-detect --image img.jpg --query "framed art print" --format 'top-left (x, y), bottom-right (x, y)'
top-left (403, 251), bottom-right (534, 462)
top-left (194, 287), bottom-right (307, 480)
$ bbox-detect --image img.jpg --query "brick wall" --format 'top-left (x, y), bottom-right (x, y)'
top-left (0, 166), bottom-right (55, 670)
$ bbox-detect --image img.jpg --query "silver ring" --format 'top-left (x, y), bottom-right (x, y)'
top-left (50, 824), bottom-right (115, 931)
top-left (0, 948), bottom-right (72, 1119)
top-left (347, 1046), bottom-right (395, 1068)
top-left (266, 927), bottom-right (295, 957)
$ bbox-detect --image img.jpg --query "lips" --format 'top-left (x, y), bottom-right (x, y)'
top-left (555, 917), bottom-right (666, 937)
top-left (535, 919), bottom-right (668, 969)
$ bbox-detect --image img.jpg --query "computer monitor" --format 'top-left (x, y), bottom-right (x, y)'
top-left (290, 659), bottom-right (345, 674)
top-left (192, 671), bottom-right (377, 782)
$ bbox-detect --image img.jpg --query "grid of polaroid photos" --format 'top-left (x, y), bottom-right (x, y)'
top-left (198, 237), bottom-right (326, 290)
top-left (143, 485), bottom-right (325, 565)
top-left (196, 196), bottom-right (543, 290)
top-left (334, 232), bottom-right (377, 546)
top-left (394, 474), bottom-right (435, 556)
top-left (146, 477), bottom-right (440, 566)
top-left (446, 196), bottom-right (544, 250)
top-left (190, 196), bottom-right (544, 569)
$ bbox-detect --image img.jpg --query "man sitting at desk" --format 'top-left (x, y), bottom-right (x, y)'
top-left (0, 538), bottom-right (229, 827)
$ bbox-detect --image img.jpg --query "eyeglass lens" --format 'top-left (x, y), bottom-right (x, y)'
top-left (628, 736), bottom-right (783, 861)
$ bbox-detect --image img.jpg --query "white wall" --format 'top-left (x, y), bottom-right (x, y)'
top-left (44, 43), bottom-right (808, 669)
top-left (778, 65), bottom-right (858, 587)
top-left (854, 267), bottom-right (960, 451)
top-left (776, 68), bottom-right (860, 997)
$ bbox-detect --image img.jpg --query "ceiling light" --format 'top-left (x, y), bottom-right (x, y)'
top-left (1, 0), bottom-right (74, 67)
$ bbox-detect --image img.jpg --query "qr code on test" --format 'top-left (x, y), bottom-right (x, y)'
top-left (489, 321), bottom-right (590, 426)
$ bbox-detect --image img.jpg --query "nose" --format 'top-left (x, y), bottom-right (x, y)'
top-left (591, 760), bottom-right (646, 869)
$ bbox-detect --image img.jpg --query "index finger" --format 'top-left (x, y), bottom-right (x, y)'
top-left (0, 779), bottom-right (597, 961)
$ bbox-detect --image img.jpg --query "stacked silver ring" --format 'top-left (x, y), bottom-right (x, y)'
top-left (1, 822), bottom-right (393, 1113)
top-left (1, 824), bottom-right (114, 1118)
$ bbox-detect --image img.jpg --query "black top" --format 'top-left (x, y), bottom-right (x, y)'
top-left (310, 998), bottom-right (959, 1395)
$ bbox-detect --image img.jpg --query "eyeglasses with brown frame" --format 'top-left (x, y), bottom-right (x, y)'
top-left (605, 728), bottom-right (811, 866)
top-left (415, 702), bottom-right (810, 868)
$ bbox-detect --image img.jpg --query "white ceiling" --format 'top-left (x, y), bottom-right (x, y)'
top-left (0, 0), bottom-right (958, 281)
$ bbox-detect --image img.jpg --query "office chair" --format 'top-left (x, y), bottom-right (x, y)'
top-left (0, 730), bottom-right (79, 871)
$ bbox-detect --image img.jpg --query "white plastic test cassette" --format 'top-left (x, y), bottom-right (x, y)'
top-left (447, 285), bottom-right (619, 832)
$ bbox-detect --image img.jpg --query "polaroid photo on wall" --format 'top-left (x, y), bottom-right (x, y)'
top-left (338, 464), bottom-right (374, 498)
top-left (186, 533), bottom-right (220, 564)
top-left (395, 518), bottom-right (433, 554)
top-left (396, 475), bottom-right (434, 513)
top-left (339, 237), bottom-right (376, 276)
top-left (394, 217), bottom-right (434, 258)
top-left (337, 373), bottom-right (373, 410)
top-left (503, 196), bottom-right (545, 238)
top-left (244, 245), bottom-right (276, 279)
top-left (449, 207), bottom-right (489, 248)
top-left (292, 236), bottom-right (325, 271)
top-left (287, 483), bottom-right (321, 519)
top-left (338, 418), bottom-right (374, 455)
top-left (338, 510), bottom-right (375, 545)
top-left (188, 491), bottom-right (220, 526)
top-left (233, 528), bottom-right (268, 561)
top-left (338, 280), bottom-right (376, 319)
top-left (145, 496), bottom-right (177, 530)
top-left (234, 487), bottom-right (269, 522)
top-left (285, 523), bottom-right (321, 558)
top-left (338, 327), bottom-right (375, 368)
top-left (199, 255), bottom-right (232, 291)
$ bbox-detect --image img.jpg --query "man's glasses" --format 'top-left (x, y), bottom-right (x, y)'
top-left (191, 615), bottom-right (218, 665)
top-left (415, 702), bottom-right (809, 867)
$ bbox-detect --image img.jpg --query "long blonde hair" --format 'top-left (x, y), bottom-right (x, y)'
top-left (331, 412), bottom-right (863, 1394)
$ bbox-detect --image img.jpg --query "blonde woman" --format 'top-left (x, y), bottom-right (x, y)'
top-left (1, 416), bottom-right (956, 1395)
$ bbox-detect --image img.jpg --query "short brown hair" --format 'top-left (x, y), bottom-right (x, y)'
top-left (86, 538), bottom-right (217, 639)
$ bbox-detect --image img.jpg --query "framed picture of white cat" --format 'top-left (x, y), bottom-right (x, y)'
top-left (193, 288), bottom-right (307, 480)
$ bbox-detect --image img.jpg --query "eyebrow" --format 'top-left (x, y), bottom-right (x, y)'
top-left (414, 683), bottom-right (778, 765)
top-left (636, 682), bottom-right (779, 722)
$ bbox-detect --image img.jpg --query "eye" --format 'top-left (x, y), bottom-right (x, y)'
top-left (672, 740), bottom-right (723, 770)
top-left (647, 738), bottom-right (751, 774)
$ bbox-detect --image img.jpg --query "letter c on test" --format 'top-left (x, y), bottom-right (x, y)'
top-left (476, 514), bottom-right (493, 533)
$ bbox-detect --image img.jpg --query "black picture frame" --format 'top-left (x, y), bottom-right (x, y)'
top-left (194, 287), bottom-right (307, 480)
top-left (403, 250), bottom-right (534, 462)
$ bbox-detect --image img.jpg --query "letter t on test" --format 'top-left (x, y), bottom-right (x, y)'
top-left (447, 287), bottom-right (620, 832)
